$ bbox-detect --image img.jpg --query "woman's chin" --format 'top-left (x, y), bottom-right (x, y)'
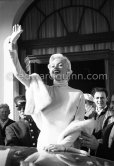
top-left (55, 78), bottom-right (62, 82)
top-left (51, 75), bottom-right (62, 81)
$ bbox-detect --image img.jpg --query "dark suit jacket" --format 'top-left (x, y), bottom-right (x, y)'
top-left (96, 122), bottom-right (114, 161)
top-left (5, 119), bottom-right (40, 147)
top-left (0, 118), bottom-right (15, 145)
top-left (0, 127), bottom-right (4, 145)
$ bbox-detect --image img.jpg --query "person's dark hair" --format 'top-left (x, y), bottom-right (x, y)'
top-left (0, 104), bottom-right (10, 114)
top-left (14, 95), bottom-right (26, 110)
top-left (91, 87), bottom-right (108, 98)
top-left (109, 92), bottom-right (114, 103)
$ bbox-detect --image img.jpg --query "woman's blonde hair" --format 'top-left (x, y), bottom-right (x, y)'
top-left (48, 53), bottom-right (72, 76)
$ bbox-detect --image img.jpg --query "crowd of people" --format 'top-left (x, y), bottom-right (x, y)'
top-left (81, 88), bottom-right (114, 161)
top-left (0, 24), bottom-right (114, 162)
top-left (0, 96), bottom-right (40, 147)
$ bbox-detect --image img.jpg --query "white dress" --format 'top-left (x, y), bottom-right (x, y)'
top-left (24, 74), bottom-right (85, 151)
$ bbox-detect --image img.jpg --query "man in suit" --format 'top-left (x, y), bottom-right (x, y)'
top-left (0, 104), bottom-right (15, 145)
top-left (95, 121), bottom-right (114, 161)
top-left (5, 95), bottom-right (40, 147)
top-left (80, 92), bottom-right (114, 161)
top-left (91, 87), bottom-right (113, 138)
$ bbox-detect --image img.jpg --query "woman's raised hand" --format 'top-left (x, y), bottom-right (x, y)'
top-left (9, 24), bottom-right (23, 44)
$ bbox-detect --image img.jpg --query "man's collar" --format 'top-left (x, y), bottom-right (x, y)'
top-left (0, 118), bottom-right (9, 123)
top-left (96, 105), bottom-right (108, 116)
top-left (0, 119), bottom-right (9, 128)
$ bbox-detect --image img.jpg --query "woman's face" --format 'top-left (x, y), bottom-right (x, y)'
top-left (0, 108), bottom-right (10, 121)
top-left (49, 58), bottom-right (69, 81)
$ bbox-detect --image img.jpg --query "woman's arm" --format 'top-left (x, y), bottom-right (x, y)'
top-left (57, 119), bottom-right (96, 145)
top-left (7, 24), bottom-right (30, 88)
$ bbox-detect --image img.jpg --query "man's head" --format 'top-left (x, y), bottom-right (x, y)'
top-left (110, 93), bottom-right (114, 112)
top-left (14, 95), bottom-right (26, 119)
top-left (48, 53), bottom-right (72, 81)
top-left (0, 104), bottom-right (10, 122)
top-left (91, 87), bottom-right (108, 110)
